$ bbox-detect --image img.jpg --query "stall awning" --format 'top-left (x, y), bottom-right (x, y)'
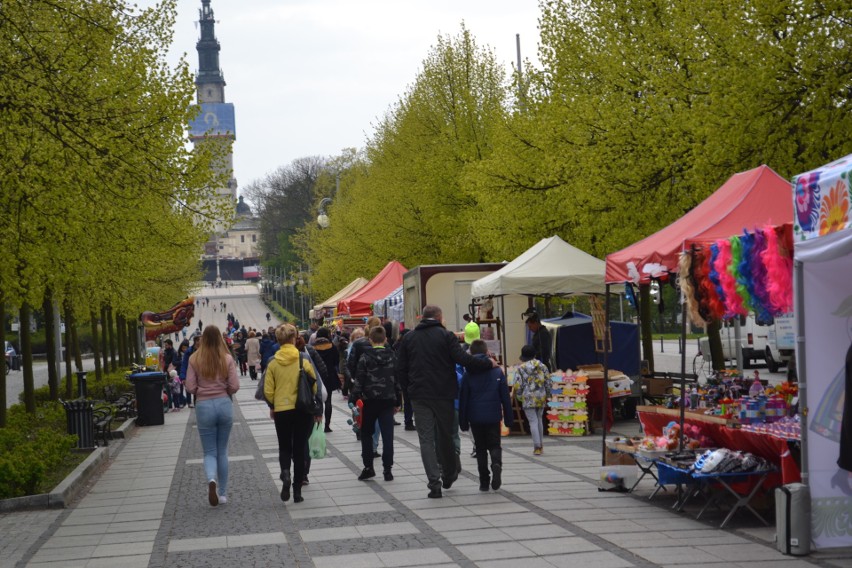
top-left (313, 277), bottom-right (369, 311)
top-left (605, 165), bottom-right (792, 284)
top-left (471, 235), bottom-right (607, 297)
top-left (337, 261), bottom-right (407, 317)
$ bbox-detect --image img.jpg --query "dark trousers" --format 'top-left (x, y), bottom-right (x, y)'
top-left (412, 399), bottom-right (457, 489)
top-left (249, 365), bottom-right (257, 380)
top-left (324, 393), bottom-right (334, 428)
top-left (470, 423), bottom-right (502, 484)
top-left (361, 400), bottom-right (395, 470)
top-left (403, 392), bottom-right (414, 426)
top-left (273, 409), bottom-right (313, 486)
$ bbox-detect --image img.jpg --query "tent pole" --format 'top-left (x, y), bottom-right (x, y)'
top-left (679, 288), bottom-right (688, 451)
top-left (500, 296), bottom-right (508, 375)
top-left (794, 259), bottom-right (809, 482)
top-left (601, 287), bottom-right (611, 466)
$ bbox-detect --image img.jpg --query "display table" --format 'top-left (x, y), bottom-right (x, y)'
top-left (654, 462), bottom-right (774, 528)
top-left (637, 408), bottom-right (800, 484)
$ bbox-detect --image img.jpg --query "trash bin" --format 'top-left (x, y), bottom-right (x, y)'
top-left (128, 371), bottom-right (167, 426)
top-left (61, 399), bottom-right (95, 449)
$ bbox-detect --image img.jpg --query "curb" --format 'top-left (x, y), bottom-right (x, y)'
top-left (0, 418), bottom-right (137, 513)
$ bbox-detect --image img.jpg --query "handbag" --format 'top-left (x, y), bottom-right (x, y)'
top-left (295, 353), bottom-right (320, 414)
top-left (254, 367), bottom-right (267, 402)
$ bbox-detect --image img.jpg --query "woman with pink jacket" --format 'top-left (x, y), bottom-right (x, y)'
top-left (186, 325), bottom-right (240, 506)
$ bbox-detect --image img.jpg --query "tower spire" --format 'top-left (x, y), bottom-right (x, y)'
top-left (196, 0), bottom-right (225, 102)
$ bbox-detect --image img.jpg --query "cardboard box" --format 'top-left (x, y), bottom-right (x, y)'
top-left (605, 449), bottom-right (637, 466)
top-left (643, 377), bottom-right (673, 396)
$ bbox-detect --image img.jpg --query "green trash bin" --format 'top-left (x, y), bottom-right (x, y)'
top-left (128, 371), bottom-right (167, 426)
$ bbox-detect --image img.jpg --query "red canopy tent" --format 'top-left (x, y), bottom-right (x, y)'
top-left (605, 165), bottom-right (792, 284)
top-left (337, 261), bottom-right (408, 317)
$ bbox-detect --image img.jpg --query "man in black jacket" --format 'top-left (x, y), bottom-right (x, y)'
top-left (396, 305), bottom-right (495, 498)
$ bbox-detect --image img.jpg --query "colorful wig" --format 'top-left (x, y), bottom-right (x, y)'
top-left (749, 228), bottom-right (773, 322)
top-left (679, 251), bottom-right (705, 327)
top-left (716, 238), bottom-right (747, 317)
top-left (706, 243), bottom-right (726, 320)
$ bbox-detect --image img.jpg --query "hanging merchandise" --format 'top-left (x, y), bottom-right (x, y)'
top-left (681, 224), bottom-right (793, 326)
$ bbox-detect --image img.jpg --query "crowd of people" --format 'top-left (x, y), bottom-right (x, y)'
top-left (166, 302), bottom-right (553, 507)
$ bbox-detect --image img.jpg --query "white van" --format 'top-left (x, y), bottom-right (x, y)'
top-left (717, 313), bottom-right (793, 371)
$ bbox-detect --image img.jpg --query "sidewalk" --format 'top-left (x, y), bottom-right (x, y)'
top-left (6, 373), bottom-right (849, 568)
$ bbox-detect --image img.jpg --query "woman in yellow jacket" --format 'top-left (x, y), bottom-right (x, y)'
top-left (264, 323), bottom-right (321, 503)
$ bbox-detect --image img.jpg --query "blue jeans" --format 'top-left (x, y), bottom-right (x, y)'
top-left (196, 396), bottom-right (234, 496)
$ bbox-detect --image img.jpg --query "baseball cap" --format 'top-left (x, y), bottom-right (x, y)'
top-left (464, 321), bottom-right (480, 344)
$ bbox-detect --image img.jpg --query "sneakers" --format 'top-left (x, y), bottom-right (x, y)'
top-left (373, 451), bottom-right (381, 458)
top-left (358, 467), bottom-right (376, 481)
top-left (208, 480), bottom-right (219, 506)
top-left (280, 482), bottom-right (290, 502)
top-left (470, 448), bottom-right (478, 458)
top-left (533, 447), bottom-right (542, 456)
top-left (404, 424), bottom-right (416, 431)
top-left (427, 487), bottom-right (442, 499)
top-left (479, 483), bottom-right (490, 492)
top-left (324, 426), bottom-right (333, 433)
top-left (218, 495), bottom-right (228, 504)
top-left (302, 477), bottom-right (310, 486)
top-left (491, 470), bottom-right (502, 491)
top-left (383, 470), bottom-right (394, 481)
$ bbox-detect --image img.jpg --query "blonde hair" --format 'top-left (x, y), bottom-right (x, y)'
top-left (350, 328), bottom-right (365, 341)
top-left (275, 323), bottom-right (297, 345)
top-left (190, 325), bottom-right (230, 382)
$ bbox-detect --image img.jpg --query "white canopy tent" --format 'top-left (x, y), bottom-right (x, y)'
top-left (792, 153), bottom-right (852, 550)
top-left (471, 235), bottom-right (608, 298)
top-left (313, 277), bottom-right (369, 311)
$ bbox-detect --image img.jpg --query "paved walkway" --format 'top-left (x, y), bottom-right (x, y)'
top-left (6, 373), bottom-right (851, 567)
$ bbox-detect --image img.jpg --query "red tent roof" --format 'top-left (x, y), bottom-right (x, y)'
top-left (605, 165), bottom-right (792, 284)
top-left (337, 261), bottom-right (408, 317)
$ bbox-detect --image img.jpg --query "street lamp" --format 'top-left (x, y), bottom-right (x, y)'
top-left (317, 197), bottom-right (332, 228)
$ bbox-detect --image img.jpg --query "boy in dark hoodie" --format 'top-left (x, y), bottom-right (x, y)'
top-left (352, 326), bottom-right (402, 481)
top-left (459, 339), bottom-right (513, 491)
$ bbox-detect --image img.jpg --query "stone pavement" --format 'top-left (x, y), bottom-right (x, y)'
top-left (6, 372), bottom-right (851, 568)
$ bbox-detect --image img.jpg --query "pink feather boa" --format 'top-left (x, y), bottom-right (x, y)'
top-left (761, 224), bottom-right (794, 314)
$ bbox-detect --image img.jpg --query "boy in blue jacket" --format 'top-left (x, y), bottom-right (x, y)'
top-left (459, 339), bottom-right (513, 491)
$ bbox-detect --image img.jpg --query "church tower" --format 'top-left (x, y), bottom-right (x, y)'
top-left (190, 0), bottom-right (237, 246)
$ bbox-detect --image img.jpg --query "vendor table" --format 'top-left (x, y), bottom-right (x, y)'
top-left (637, 409), bottom-right (800, 484)
top-left (654, 462), bottom-right (774, 528)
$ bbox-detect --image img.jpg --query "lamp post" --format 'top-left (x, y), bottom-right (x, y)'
top-left (317, 197), bottom-right (332, 228)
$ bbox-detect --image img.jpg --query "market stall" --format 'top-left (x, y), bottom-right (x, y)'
top-left (374, 285), bottom-right (404, 324)
top-left (605, 164), bottom-right (792, 445)
top-left (471, 235), bottom-right (620, 436)
top-left (312, 277), bottom-right (369, 319)
top-left (792, 153), bottom-right (852, 549)
top-left (337, 261), bottom-right (407, 318)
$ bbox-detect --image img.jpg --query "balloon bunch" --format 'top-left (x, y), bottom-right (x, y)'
top-left (680, 224), bottom-right (793, 325)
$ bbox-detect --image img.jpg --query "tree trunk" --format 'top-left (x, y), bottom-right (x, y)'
top-left (91, 309), bottom-right (102, 382)
top-left (0, 296), bottom-right (6, 426)
top-left (129, 321), bottom-right (139, 364)
top-left (116, 314), bottom-right (125, 367)
top-left (639, 284), bottom-right (655, 374)
top-left (100, 305), bottom-right (109, 374)
top-left (64, 298), bottom-right (74, 399)
top-left (71, 312), bottom-right (82, 372)
top-left (708, 319), bottom-right (725, 372)
top-left (21, 303), bottom-right (35, 413)
top-left (43, 288), bottom-right (58, 400)
top-left (107, 306), bottom-right (117, 371)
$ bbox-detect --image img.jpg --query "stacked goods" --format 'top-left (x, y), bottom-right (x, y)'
top-left (547, 370), bottom-right (589, 436)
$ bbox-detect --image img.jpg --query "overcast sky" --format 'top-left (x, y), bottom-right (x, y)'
top-left (156, 0), bottom-right (542, 194)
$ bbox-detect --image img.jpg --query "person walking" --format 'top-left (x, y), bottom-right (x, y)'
top-left (246, 331), bottom-right (261, 380)
top-left (352, 325), bottom-right (401, 481)
top-left (459, 339), bottom-right (513, 491)
top-left (513, 344), bottom-right (552, 455)
top-left (185, 325), bottom-right (240, 506)
top-left (525, 313), bottom-right (553, 371)
top-left (180, 334), bottom-right (201, 408)
top-left (312, 327), bottom-right (340, 432)
top-left (395, 305), bottom-right (495, 498)
top-left (264, 324), bottom-right (322, 503)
